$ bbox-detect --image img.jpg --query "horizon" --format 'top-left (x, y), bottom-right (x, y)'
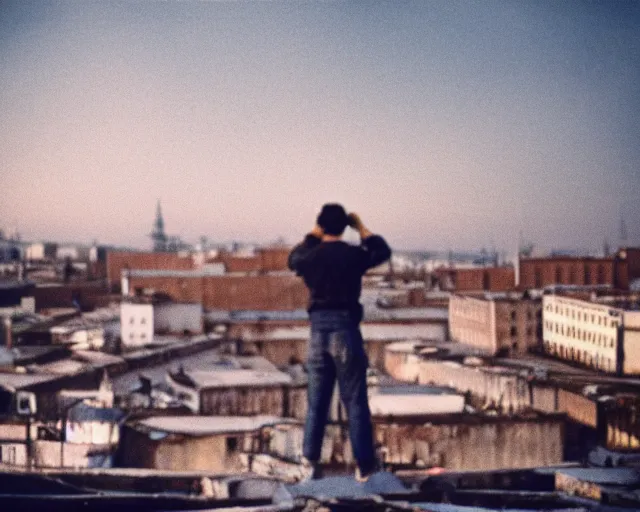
top-left (1, 1), bottom-right (639, 253)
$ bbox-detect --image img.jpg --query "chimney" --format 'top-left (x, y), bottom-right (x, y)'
top-left (3, 317), bottom-right (12, 349)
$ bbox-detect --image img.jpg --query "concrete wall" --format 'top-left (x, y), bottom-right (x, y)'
top-left (265, 418), bottom-right (563, 471)
top-left (449, 295), bottom-right (496, 354)
top-left (623, 311), bottom-right (640, 375)
top-left (32, 440), bottom-right (111, 468)
top-left (557, 388), bottom-right (598, 428)
top-left (154, 303), bottom-right (203, 334)
top-left (0, 422), bottom-right (27, 441)
top-left (418, 360), bottom-right (531, 414)
top-left (0, 442), bottom-right (27, 466)
top-left (384, 348), bottom-right (422, 383)
top-left (119, 427), bottom-right (255, 473)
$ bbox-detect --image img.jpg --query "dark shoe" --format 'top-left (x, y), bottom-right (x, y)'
top-left (354, 466), bottom-right (372, 483)
top-left (355, 462), bottom-right (381, 483)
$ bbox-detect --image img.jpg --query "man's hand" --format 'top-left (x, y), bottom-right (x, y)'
top-left (310, 224), bottom-right (324, 238)
top-left (348, 213), bottom-right (362, 229)
top-left (348, 212), bottom-right (373, 239)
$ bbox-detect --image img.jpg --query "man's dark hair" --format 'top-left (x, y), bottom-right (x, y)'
top-left (317, 203), bottom-right (349, 236)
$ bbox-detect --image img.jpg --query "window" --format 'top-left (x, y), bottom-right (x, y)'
top-left (226, 437), bottom-right (239, 453)
top-left (555, 266), bottom-right (563, 283)
top-left (569, 267), bottom-right (577, 284)
top-left (510, 326), bottom-right (518, 336)
top-left (130, 317), bottom-right (135, 325)
top-left (584, 264), bottom-right (591, 284)
top-left (141, 317), bottom-right (146, 325)
top-left (597, 264), bottom-right (605, 285)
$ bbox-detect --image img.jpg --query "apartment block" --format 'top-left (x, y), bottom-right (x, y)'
top-left (542, 294), bottom-right (640, 375)
top-left (448, 294), bottom-right (541, 356)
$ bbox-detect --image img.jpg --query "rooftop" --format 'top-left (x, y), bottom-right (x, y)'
top-left (0, 371), bottom-right (65, 390)
top-left (133, 414), bottom-right (286, 436)
top-left (173, 368), bottom-right (292, 389)
top-left (113, 350), bottom-right (276, 394)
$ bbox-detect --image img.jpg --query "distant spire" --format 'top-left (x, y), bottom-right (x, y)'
top-left (155, 200), bottom-right (164, 232)
top-left (151, 200), bottom-right (167, 252)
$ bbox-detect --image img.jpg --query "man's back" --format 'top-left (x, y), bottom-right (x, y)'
top-left (288, 235), bottom-right (391, 321)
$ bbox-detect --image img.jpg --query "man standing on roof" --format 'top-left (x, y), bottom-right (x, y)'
top-left (288, 203), bottom-right (392, 482)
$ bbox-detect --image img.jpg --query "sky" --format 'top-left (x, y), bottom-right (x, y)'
top-left (1, 1), bottom-right (639, 254)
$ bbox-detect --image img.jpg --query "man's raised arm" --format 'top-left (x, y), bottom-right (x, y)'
top-left (287, 225), bottom-right (323, 274)
top-left (348, 213), bottom-right (392, 271)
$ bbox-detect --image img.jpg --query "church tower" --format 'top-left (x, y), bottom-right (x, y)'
top-left (150, 200), bottom-right (168, 252)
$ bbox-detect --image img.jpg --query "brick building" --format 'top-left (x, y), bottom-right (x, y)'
top-left (519, 256), bottom-right (615, 290)
top-left (433, 267), bottom-right (515, 293)
top-left (207, 247), bottom-right (291, 274)
top-left (518, 248), bottom-right (640, 291)
top-left (614, 247), bottom-right (640, 291)
top-left (448, 294), bottom-right (542, 356)
top-left (106, 252), bottom-right (194, 290)
top-left (257, 247), bottom-right (291, 272)
top-left (126, 271), bottom-right (309, 310)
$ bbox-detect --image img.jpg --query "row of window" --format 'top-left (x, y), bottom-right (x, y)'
top-left (128, 332), bottom-right (148, 340)
top-left (544, 303), bottom-right (619, 328)
top-left (128, 316), bottom-right (148, 325)
top-left (543, 341), bottom-right (615, 372)
top-left (531, 264), bottom-right (607, 287)
top-left (543, 321), bottom-right (616, 348)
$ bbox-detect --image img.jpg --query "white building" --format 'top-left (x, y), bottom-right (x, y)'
top-left (120, 302), bottom-right (154, 348)
top-left (542, 294), bottom-right (640, 375)
top-left (154, 303), bottom-right (203, 334)
top-left (56, 245), bottom-right (91, 261)
top-left (25, 242), bottom-right (57, 261)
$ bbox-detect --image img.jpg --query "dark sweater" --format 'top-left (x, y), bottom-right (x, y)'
top-left (288, 234), bottom-right (392, 322)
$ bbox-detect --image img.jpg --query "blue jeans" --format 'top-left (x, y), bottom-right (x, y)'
top-left (303, 310), bottom-right (376, 474)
